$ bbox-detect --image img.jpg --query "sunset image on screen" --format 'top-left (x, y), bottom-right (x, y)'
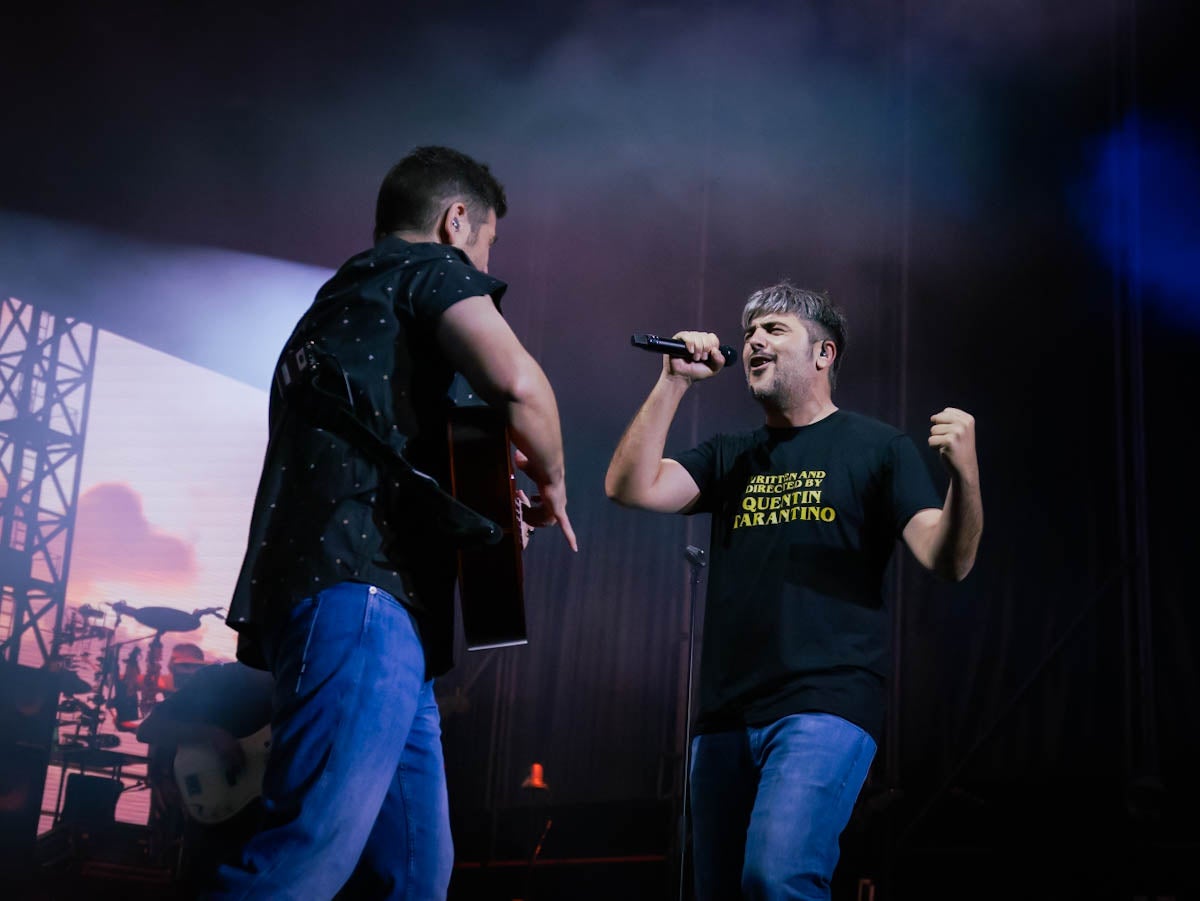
top-left (33, 328), bottom-right (268, 830)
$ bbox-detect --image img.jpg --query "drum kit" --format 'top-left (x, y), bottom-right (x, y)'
top-left (50, 600), bottom-right (225, 755)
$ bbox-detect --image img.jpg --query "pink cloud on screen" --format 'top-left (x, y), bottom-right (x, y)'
top-left (69, 481), bottom-right (197, 597)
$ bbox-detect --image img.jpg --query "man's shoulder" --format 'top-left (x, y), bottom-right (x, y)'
top-left (368, 238), bottom-right (478, 279)
top-left (706, 425), bottom-right (769, 449)
top-left (317, 240), bottom-right (471, 296)
top-left (672, 427), bottom-right (764, 466)
top-left (829, 409), bottom-right (906, 442)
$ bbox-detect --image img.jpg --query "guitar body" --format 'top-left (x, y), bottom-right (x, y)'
top-left (446, 402), bottom-right (527, 650)
top-left (173, 725), bottom-right (271, 825)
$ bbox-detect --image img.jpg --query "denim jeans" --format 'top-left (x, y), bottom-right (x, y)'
top-left (689, 712), bottom-right (876, 901)
top-left (203, 581), bottom-right (452, 900)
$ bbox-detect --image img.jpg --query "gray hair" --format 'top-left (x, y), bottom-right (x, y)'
top-left (742, 281), bottom-right (848, 389)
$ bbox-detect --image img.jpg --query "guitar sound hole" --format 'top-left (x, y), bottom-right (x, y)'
top-left (185, 774), bottom-right (202, 796)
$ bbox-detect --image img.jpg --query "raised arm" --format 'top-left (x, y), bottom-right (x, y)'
top-left (436, 295), bottom-right (576, 551)
top-left (605, 331), bottom-right (725, 514)
top-left (902, 407), bottom-right (983, 581)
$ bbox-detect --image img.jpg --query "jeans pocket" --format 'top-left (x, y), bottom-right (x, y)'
top-left (263, 593), bottom-right (325, 695)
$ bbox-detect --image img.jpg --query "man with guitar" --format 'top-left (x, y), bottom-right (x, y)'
top-left (137, 654), bottom-right (273, 894)
top-left (212, 146), bottom-right (577, 900)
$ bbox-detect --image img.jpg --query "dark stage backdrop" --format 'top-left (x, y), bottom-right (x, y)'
top-left (2, 1), bottom-right (1196, 897)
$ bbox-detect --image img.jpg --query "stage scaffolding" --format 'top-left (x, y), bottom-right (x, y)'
top-left (0, 296), bottom-right (98, 667)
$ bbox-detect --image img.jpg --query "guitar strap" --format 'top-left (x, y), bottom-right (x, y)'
top-left (274, 340), bottom-right (503, 548)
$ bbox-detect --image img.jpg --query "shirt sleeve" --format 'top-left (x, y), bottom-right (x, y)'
top-left (888, 434), bottom-right (943, 533)
top-left (672, 436), bottom-right (721, 515)
top-left (407, 249), bottom-right (507, 326)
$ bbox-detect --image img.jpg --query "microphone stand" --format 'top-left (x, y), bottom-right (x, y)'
top-left (519, 769), bottom-right (551, 901)
top-left (677, 544), bottom-right (706, 901)
top-left (521, 812), bottom-right (552, 900)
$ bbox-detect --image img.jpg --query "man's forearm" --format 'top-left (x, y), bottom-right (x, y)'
top-left (504, 364), bottom-right (566, 488)
top-left (933, 476), bottom-right (984, 581)
top-left (605, 374), bottom-right (689, 505)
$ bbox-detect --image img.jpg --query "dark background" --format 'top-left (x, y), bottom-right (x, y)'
top-left (3, 2), bottom-right (1197, 898)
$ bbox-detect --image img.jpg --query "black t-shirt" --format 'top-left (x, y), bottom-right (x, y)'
top-left (227, 238), bottom-right (506, 677)
top-left (674, 410), bottom-right (942, 743)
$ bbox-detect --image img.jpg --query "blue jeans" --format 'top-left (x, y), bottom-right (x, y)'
top-left (204, 581), bottom-right (452, 900)
top-left (689, 713), bottom-right (876, 901)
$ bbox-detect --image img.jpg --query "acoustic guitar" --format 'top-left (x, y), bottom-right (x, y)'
top-left (173, 725), bottom-right (271, 825)
top-left (279, 351), bottom-right (528, 650)
top-left (446, 399), bottom-right (528, 651)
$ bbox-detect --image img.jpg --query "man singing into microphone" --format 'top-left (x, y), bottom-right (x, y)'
top-left (605, 281), bottom-right (982, 900)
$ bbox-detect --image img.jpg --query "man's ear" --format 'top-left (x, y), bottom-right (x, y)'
top-left (815, 340), bottom-right (835, 370)
top-left (438, 201), bottom-right (471, 247)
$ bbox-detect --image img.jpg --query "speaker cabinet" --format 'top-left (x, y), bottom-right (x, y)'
top-left (0, 744), bottom-right (52, 869)
top-left (0, 662), bottom-right (59, 747)
top-left (0, 664), bottom-right (58, 870)
top-left (60, 773), bottom-right (122, 828)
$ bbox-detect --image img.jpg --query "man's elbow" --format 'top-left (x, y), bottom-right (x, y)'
top-left (467, 354), bottom-right (540, 410)
top-left (933, 548), bottom-right (978, 583)
top-left (604, 470), bottom-right (634, 506)
top-left (937, 562), bottom-right (973, 583)
top-left (604, 472), bottom-right (618, 501)
top-left (499, 354), bottom-right (555, 409)
top-left (945, 524), bottom-right (983, 583)
top-left (605, 463), bottom-right (660, 508)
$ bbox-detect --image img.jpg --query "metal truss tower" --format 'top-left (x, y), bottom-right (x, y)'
top-left (0, 296), bottom-right (98, 665)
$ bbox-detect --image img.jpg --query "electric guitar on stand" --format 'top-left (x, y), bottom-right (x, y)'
top-left (172, 726), bottom-right (271, 825)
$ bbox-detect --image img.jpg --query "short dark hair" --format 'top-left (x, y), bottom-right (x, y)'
top-left (169, 642), bottom-right (205, 664)
top-left (374, 145), bottom-right (508, 242)
top-left (742, 281), bottom-right (849, 389)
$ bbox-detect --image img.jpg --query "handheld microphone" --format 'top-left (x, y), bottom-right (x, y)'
top-left (631, 333), bottom-right (738, 365)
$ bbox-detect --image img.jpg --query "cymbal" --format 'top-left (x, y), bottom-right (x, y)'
top-left (124, 605), bottom-right (202, 632)
top-left (77, 604), bottom-right (105, 619)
